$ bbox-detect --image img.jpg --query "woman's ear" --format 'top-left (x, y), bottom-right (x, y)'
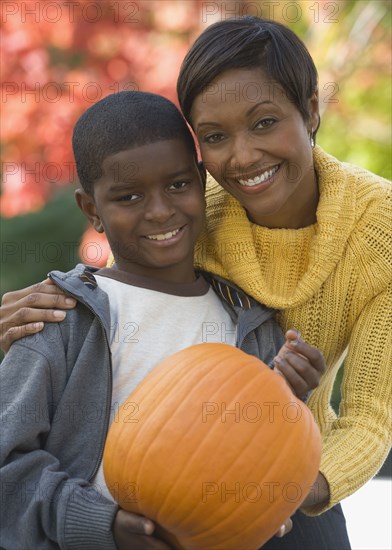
top-left (198, 160), bottom-right (207, 190)
top-left (308, 89), bottom-right (320, 136)
top-left (75, 189), bottom-right (104, 233)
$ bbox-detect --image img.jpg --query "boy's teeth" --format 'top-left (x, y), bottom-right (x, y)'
top-left (238, 165), bottom-right (279, 186)
top-left (147, 228), bottom-right (180, 241)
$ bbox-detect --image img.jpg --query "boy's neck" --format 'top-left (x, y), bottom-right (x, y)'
top-left (96, 266), bottom-right (208, 297)
top-left (111, 258), bottom-right (198, 285)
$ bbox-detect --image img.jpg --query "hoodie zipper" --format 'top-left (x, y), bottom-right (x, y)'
top-left (49, 274), bottom-right (113, 481)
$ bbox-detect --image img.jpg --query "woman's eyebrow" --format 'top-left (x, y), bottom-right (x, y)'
top-left (195, 100), bottom-right (276, 129)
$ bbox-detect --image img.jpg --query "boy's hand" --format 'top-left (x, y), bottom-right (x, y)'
top-left (113, 509), bottom-right (292, 548)
top-left (0, 278), bottom-right (76, 352)
top-left (274, 516), bottom-right (293, 538)
top-left (272, 329), bottom-right (326, 399)
top-left (113, 510), bottom-right (172, 549)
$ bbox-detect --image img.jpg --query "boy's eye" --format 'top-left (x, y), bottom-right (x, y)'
top-left (169, 181), bottom-right (188, 190)
top-left (117, 193), bottom-right (139, 202)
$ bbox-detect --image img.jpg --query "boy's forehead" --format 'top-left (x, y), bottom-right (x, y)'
top-left (101, 139), bottom-right (196, 180)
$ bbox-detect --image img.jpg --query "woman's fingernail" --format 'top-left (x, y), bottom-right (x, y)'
top-left (65, 298), bottom-right (76, 306)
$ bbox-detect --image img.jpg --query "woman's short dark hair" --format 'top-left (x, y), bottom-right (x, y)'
top-left (177, 16), bottom-right (319, 129)
top-left (72, 91), bottom-right (197, 194)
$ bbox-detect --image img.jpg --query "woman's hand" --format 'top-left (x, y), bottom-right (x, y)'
top-left (113, 510), bottom-right (172, 549)
top-left (272, 329), bottom-right (326, 399)
top-left (301, 472), bottom-right (330, 509)
top-left (0, 278), bottom-right (76, 352)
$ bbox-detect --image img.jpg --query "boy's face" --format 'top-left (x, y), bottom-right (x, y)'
top-left (77, 139), bottom-right (206, 283)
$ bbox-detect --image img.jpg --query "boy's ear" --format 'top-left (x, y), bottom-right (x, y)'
top-left (75, 189), bottom-right (104, 233)
top-left (198, 160), bottom-right (207, 190)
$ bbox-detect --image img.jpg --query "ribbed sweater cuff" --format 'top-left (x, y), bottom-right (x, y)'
top-left (63, 494), bottom-right (118, 549)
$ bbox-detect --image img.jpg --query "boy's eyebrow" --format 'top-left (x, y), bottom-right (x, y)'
top-left (106, 168), bottom-right (196, 191)
top-left (165, 168), bottom-right (197, 178)
top-left (107, 183), bottom-right (137, 192)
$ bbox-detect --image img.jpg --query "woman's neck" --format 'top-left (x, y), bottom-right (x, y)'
top-left (247, 170), bottom-right (319, 229)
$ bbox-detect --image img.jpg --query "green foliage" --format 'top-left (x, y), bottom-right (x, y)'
top-left (293, 0), bottom-right (392, 179)
top-left (1, 188), bottom-right (87, 295)
top-left (330, 363), bottom-right (344, 415)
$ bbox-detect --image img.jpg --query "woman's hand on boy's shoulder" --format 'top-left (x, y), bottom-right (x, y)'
top-left (272, 329), bottom-right (326, 400)
top-left (113, 510), bottom-right (172, 549)
top-left (0, 278), bottom-right (77, 353)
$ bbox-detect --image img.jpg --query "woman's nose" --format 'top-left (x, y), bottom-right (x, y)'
top-left (228, 134), bottom-right (262, 176)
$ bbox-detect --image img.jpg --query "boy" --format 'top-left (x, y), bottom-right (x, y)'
top-left (0, 92), bottom-right (324, 549)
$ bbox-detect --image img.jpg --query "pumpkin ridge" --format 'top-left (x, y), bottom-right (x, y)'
top-left (187, 503), bottom-right (269, 550)
top-left (103, 344), bottom-right (321, 550)
top-left (177, 386), bottom-right (318, 542)
top-left (182, 410), bottom-right (317, 550)
top-left (105, 362), bottom-right (188, 513)
top-left (242, 405), bottom-right (320, 526)
top-left (156, 361), bottom-right (279, 529)
top-left (174, 377), bottom-right (287, 534)
top-left (103, 346), bottom-right (224, 511)
top-left (135, 347), bottom-right (239, 517)
top-left (150, 352), bottom-right (245, 521)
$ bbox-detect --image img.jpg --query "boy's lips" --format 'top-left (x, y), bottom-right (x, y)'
top-left (237, 164), bottom-right (280, 187)
top-left (143, 225), bottom-right (186, 244)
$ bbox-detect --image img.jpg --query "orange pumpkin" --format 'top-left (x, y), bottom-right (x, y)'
top-left (103, 343), bottom-right (321, 550)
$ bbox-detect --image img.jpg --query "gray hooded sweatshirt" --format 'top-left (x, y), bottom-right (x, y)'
top-left (0, 264), bottom-right (283, 549)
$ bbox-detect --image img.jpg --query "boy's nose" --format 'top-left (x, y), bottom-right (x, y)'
top-left (144, 193), bottom-right (176, 222)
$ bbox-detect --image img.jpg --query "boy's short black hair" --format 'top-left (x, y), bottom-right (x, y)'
top-left (177, 16), bottom-right (319, 132)
top-left (72, 91), bottom-right (198, 194)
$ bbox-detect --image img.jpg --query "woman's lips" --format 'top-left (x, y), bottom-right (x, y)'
top-left (238, 164), bottom-right (280, 187)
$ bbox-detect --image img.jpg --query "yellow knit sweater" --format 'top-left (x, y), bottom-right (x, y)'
top-left (194, 146), bottom-right (392, 514)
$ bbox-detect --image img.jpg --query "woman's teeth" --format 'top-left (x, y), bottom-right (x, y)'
top-left (146, 228), bottom-right (180, 241)
top-left (238, 165), bottom-right (279, 187)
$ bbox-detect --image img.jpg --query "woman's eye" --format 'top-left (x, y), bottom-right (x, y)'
top-left (255, 118), bottom-right (276, 129)
top-left (169, 181), bottom-right (188, 190)
top-left (203, 133), bottom-right (224, 144)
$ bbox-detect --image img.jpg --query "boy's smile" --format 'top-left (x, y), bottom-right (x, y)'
top-left (77, 139), bottom-right (206, 283)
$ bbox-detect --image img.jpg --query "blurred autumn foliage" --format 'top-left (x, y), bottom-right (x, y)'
top-left (1, 0), bottom-right (205, 219)
top-left (1, 0), bottom-right (391, 291)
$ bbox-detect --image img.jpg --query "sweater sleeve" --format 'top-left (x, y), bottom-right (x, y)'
top-left (0, 341), bottom-right (118, 549)
top-left (304, 282), bottom-right (392, 515)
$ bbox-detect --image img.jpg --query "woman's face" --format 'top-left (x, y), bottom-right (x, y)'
top-left (190, 68), bottom-right (320, 229)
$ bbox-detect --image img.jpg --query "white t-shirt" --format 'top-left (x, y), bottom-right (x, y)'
top-left (91, 269), bottom-right (237, 500)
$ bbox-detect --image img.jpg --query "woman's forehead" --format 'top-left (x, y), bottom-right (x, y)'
top-left (191, 68), bottom-right (292, 120)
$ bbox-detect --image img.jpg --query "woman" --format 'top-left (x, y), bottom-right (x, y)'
top-left (176, 15), bottom-right (391, 549)
top-left (1, 16), bottom-right (391, 550)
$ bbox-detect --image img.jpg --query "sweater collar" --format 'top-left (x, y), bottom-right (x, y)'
top-left (194, 146), bottom-right (356, 308)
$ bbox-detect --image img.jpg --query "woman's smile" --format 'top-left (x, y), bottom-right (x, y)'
top-left (237, 164), bottom-right (280, 187)
top-left (191, 67), bottom-right (319, 228)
